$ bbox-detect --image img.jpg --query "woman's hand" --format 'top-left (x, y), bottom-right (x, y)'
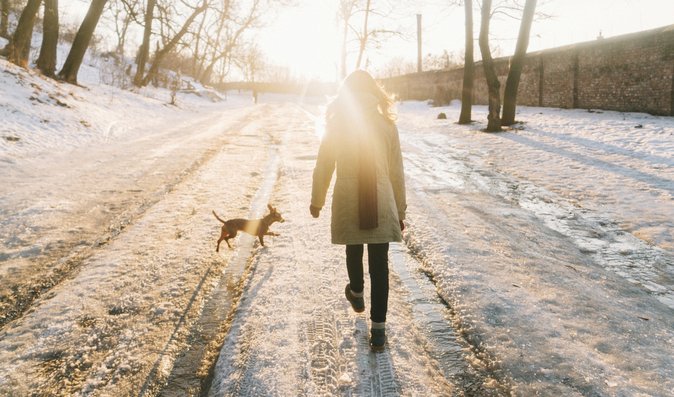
top-left (310, 205), bottom-right (321, 218)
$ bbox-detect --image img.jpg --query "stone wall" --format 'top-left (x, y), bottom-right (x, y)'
top-left (381, 25), bottom-right (674, 116)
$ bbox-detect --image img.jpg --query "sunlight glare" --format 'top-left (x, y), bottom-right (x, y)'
top-left (259, 1), bottom-right (340, 82)
top-left (315, 106), bottom-right (327, 139)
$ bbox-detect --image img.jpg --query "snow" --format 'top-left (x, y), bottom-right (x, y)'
top-left (1, 53), bottom-right (673, 396)
top-left (396, 101), bottom-right (674, 395)
top-left (0, 54), bottom-right (239, 162)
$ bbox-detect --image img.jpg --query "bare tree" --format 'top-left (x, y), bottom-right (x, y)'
top-left (196, 0), bottom-right (264, 85)
top-left (337, 0), bottom-right (358, 79)
top-left (131, 0), bottom-right (272, 87)
top-left (375, 56), bottom-right (415, 78)
top-left (420, 50), bottom-right (459, 72)
top-left (501, 0), bottom-right (536, 126)
top-left (191, 1), bottom-right (225, 82)
top-left (259, 63), bottom-right (292, 83)
top-left (36, 0), bottom-right (59, 77)
top-left (1, 0), bottom-right (10, 38)
top-left (478, 0), bottom-right (502, 132)
top-left (335, 0), bottom-right (401, 74)
top-left (354, 0), bottom-right (371, 69)
top-left (133, 0), bottom-right (156, 86)
top-left (5, 0), bottom-right (41, 68)
top-left (235, 43), bottom-right (263, 84)
top-left (458, 0), bottom-right (474, 124)
top-left (108, 0), bottom-right (140, 58)
top-left (190, 7), bottom-right (209, 78)
top-left (138, 0), bottom-right (209, 87)
top-left (59, 0), bottom-right (108, 84)
top-left (352, 0), bottom-right (400, 71)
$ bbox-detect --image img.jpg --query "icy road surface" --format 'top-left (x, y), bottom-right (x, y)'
top-left (1, 96), bottom-right (672, 396)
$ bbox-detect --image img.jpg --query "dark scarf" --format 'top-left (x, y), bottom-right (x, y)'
top-left (330, 93), bottom-right (380, 230)
top-left (357, 119), bottom-right (378, 230)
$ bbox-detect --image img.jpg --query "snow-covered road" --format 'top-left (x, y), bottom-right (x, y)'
top-left (1, 93), bottom-right (672, 396)
top-left (204, 103), bottom-right (496, 396)
top-left (0, 98), bottom-right (254, 327)
top-left (397, 103), bottom-right (674, 396)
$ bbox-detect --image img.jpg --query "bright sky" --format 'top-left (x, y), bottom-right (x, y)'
top-left (60, 0), bottom-right (673, 82)
top-left (258, 0), bottom-right (674, 81)
top-left (257, 1), bottom-right (341, 81)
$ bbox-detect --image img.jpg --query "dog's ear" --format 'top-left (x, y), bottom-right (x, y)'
top-left (268, 204), bottom-right (274, 212)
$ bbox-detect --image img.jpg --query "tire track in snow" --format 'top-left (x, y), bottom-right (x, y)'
top-left (292, 104), bottom-right (405, 395)
top-left (159, 130), bottom-right (283, 397)
top-left (389, 245), bottom-right (503, 395)
top-left (206, 106), bottom-right (314, 397)
top-left (305, 310), bottom-right (340, 394)
top-left (399, 125), bottom-right (674, 395)
top-left (403, 129), bottom-right (674, 308)
top-left (0, 107), bottom-right (258, 330)
top-left (0, 106), bottom-right (275, 396)
top-left (206, 103), bottom-right (493, 396)
top-left (369, 352), bottom-right (399, 396)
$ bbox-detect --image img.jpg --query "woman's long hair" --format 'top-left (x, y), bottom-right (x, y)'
top-left (324, 70), bottom-right (394, 230)
top-left (326, 70), bottom-right (396, 123)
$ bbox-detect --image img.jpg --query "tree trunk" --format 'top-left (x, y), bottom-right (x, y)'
top-left (200, 62), bottom-right (214, 85)
top-left (354, 0), bottom-right (371, 70)
top-left (199, 49), bottom-right (226, 85)
top-left (140, 0), bottom-right (208, 87)
top-left (134, 0), bottom-right (156, 86)
top-left (7, 0), bottom-right (41, 68)
top-left (339, 17), bottom-right (348, 79)
top-left (198, 1), bottom-right (230, 84)
top-left (458, 0), bottom-right (474, 124)
top-left (337, 0), bottom-right (355, 79)
top-left (58, 0), bottom-right (107, 84)
top-left (1, 0), bottom-right (10, 39)
top-left (198, 43), bottom-right (236, 85)
top-left (191, 10), bottom-right (208, 78)
top-left (501, 0), bottom-right (537, 126)
top-left (478, 0), bottom-right (502, 132)
top-left (37, 0), bottom-right (59, 77)
top-left (115, 13), bottom-right (131, 58)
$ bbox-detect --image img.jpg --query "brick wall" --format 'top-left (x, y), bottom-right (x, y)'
top-left (381, 24), bottom-right (674, 116)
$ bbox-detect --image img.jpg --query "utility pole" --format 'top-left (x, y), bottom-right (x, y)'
top-left (417, 14), bottom-right (422, 73)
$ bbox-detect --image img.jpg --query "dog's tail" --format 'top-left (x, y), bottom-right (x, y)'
top-left (212, 210), bottom-right (227, 224)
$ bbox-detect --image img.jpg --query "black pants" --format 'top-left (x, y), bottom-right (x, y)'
top-left (346, 243), bottom-right (389, 323)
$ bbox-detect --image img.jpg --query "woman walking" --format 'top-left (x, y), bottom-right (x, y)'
top-left (310, 70), bottom-right (407, 352)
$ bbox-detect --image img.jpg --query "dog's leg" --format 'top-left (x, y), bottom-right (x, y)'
top-left (258, 235), bottom-right (265, 246)
top-left (265, 231), bottom-right (279, 236)
top-left (225, 228), bottom-right (237, 248)
top-left (216, 227), bottom-right (230, 252)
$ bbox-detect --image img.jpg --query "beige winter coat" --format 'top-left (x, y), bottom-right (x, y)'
top-left (311, 95), bottom-right (407, 245)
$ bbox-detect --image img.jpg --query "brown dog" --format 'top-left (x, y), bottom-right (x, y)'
top-left (213, 204), bottom-right (285, 251)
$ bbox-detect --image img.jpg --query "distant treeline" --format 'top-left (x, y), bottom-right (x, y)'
top-left (216, 81), bottom-right (338, 97)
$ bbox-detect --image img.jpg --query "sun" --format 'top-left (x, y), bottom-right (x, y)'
top-left (258, 1), bottom-right (340, 82)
